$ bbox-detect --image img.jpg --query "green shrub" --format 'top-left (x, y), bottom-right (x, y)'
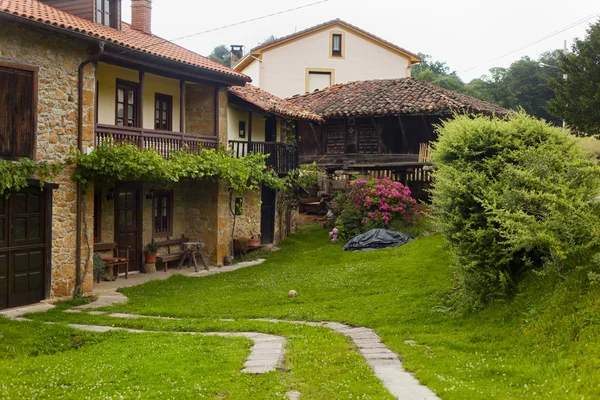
top-left (432, 112), bottom-right (600, 309)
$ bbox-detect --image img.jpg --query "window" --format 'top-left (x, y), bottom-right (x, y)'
top-left (332, 34), bottom-right (342, 57)
top-left (152, 191), bottom-right (173, 237)
top-left (0, 64), bottom-right (36, 160)
top-left (306, 69), bottom-right (334, 93)
top-left (94, 189), bottom-right (102, 243)
top-left (97, 0), bottom-right (116, 28)
top-left (154, 93), bottom-right (172, 131)
top-left (238, 121), bottom-right (246, 138)
top-left (116, 80), bottom-right (139, 128)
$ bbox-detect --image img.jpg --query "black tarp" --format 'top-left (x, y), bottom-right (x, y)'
top-left (342, 229), bottom-right (414, 252)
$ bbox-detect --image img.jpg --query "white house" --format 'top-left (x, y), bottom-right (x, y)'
top-left (232, 19), bottom-right (421, 99)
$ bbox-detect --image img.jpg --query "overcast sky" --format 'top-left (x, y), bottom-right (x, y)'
top-left (123, 0), bottom-right (598, 82)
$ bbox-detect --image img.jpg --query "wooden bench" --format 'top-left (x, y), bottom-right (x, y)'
top-left (156, 236), bottom-right (199, 272)
top-left (94, 243), bottom-right (130, 280)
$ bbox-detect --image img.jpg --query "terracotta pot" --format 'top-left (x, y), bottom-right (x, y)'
top-left (145, 252), bottom-right (157, 263)
top-left (249, 237), bottom-right (259, 247)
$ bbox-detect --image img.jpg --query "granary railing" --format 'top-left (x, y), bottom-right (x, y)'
top-left (95, 124), bottom-right (218, 159)
top-left (229, 140), bottom-right (299, 175)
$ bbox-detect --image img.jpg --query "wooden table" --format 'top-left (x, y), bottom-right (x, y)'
top-left (177, 242), bottom-right (208, 272)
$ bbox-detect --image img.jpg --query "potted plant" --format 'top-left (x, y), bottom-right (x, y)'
top-left (144, 240), bottom-right (159, 264)
top-left (93, 254), bottom-right (105, 283)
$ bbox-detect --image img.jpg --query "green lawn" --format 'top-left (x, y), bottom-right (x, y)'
top-left (8, 225), bottom-right (600, 399)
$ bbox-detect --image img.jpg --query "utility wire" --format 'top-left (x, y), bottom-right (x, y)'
top-left (463, 11), bottom-right (600, 73)
top-left (115, 0), bottom-right (332, 56)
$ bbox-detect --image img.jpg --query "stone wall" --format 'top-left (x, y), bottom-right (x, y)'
top-left (185, 83), bottom-right (215, 135)
top-left (0, 22), bottom-right (96, 298)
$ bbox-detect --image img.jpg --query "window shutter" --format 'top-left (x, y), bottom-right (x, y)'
top-left (0, 67), bottom-right (13, 157)
top-left (13, 70), bottom-right (35, 158)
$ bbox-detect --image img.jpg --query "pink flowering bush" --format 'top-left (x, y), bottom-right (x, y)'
top-left (348, 177), bottom-right (417, 226)
top-left (334, 177), bottom-right (418, 239)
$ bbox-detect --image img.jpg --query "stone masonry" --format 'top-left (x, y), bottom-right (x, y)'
top-left (0, 22), bottom-right (95, 298)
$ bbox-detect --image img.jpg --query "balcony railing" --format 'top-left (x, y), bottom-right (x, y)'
top-left (95, 124), bottom-right (218, 158)
top-left (229, 140), bottom-right (299, 174)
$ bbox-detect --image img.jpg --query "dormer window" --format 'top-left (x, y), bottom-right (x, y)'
top-left (330, 32), bottom-right (344, 58)
top-left (97, 0), bottom-right (117, 28)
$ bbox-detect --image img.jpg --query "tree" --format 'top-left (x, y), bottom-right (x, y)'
top-left (548, 19), bottom-right (600, 135)
top-left (258, 35), bottom-right (278, 46)
top-left (209, 45), bottom-right (231, 67)
top-left (411, 53), bottom-right (466, 92)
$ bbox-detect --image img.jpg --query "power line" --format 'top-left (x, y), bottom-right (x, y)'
top-left (463, 11), bottom-right (600, 74)
top-left (115, 0), bottom-right (332, 56)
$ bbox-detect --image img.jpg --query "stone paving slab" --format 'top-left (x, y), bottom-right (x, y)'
top-left (0, 302), bottom-right (55, 319)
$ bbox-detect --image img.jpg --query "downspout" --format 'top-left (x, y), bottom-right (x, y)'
top-left (75, 43), bottom-right (105, 295)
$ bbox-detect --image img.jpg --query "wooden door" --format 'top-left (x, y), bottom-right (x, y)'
top-left (260, 185), bottom-right (277, 245)
top-left (0, 187), bottom-right (46, 310)
top-left (114, 183), bottom-right (141, 273)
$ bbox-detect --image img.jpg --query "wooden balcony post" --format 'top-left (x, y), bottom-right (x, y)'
top-left (180, 80), bottom-right (185, 133)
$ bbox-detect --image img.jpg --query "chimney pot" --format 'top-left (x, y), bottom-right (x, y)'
top-left (131, 0), bottom-right (152, 34)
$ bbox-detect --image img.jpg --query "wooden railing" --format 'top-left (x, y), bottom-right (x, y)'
top-left (95, 124), bottom-right (218, 158)
top-left (229, 140), bottom-right (299, 174)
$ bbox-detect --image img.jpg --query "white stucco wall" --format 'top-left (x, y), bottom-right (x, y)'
top-left (227, 106), bottom-right (267, 143)
top-left (253, 26), bottom-right (411, 98)
top-left (244, 59), bottom-right (261, 88)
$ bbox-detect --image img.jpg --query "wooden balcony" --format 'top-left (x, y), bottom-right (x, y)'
top-left (95, 124), bottom-right (218, 159)
top-left (229, 140), bottom-right (299, 174)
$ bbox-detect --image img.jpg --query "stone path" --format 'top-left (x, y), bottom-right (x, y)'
top-left (64, 323), bottom-right (285, 374)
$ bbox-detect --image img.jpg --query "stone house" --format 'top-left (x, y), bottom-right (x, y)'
top-left (0, 0), bottom-right (315, 309)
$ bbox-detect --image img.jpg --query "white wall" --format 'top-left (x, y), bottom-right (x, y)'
top-left (244, 59), bottom-right (261, 88)
top-left (226, 105), bottom-right (267, 143)
top-left (254, 26), bottom-right (411, 98)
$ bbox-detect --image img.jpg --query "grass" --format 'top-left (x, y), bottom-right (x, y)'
top-left (6, 224), bottom-right (600, 398)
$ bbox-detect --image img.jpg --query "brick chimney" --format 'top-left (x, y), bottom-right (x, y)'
top-left (131, 0), bottom-right (152, 34)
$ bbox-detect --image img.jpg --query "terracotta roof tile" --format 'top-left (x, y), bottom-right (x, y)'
top-left (0, 0), bottom-right (248, 81)
top-left (229, 84), bottom-right (324, 123)
top-left (287, 78), bottom-right (509, 118)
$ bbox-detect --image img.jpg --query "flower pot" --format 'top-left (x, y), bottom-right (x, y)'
top-left (248, 237), bottom-right (260, 248)
top-left (145, 252), bottom-right (157, 264)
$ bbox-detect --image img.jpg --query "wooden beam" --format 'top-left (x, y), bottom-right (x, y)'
top-left (248, 111), bottom-right (253, 143)
top-left (397, 116), bottom-right (408, 152)
top-left (139, 70), bottom-right (145, 129)
top-left (180, 80), bottom-right (185, 133)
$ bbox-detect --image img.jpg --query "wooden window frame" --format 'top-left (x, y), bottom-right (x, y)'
top-left (152, 191), bottom-right (174, 238)
top-left (329, 31), bottom-right (345, 59)
top-left (96, 0), bottom-right (118, 28)
top-left (154, 93), bottom-right (173, 131)
top-left (0, 61), bottom-right (38, 161)
top-left (238, 120), bottom-right (246, 138)
top-left (115, 79), bottom-right (140, 128)
top-left (93, 189), bottom-right (102, 243)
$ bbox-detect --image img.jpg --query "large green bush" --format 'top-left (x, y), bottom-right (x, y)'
top-left (432, 112), bottom-right (600, 309)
